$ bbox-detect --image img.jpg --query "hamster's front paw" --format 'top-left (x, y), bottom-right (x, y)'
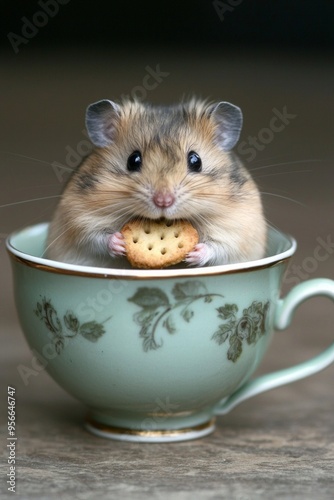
top-left (185, 243), bottom-right (214, 267)
top-left (107, 232), bottom-right (126, 257)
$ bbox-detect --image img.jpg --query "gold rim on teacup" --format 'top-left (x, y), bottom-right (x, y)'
top-left (85, 417), bottom-right (216, 443)
top-left (6, 222), bottom-right (297, 279)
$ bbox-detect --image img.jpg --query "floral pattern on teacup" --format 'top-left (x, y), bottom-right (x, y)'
top-left (128, 280), bottom-right (223, 352)
top-left (128, 281), bottom-right (270, 361)
top-left (212, 301), bottom-right (270, 362)
top-left (33, 281), bottom-right (270, 362)
top-left (34, 297), bottom-right (110, 354)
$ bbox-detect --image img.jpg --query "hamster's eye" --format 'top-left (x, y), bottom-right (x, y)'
top-left (127, 151), bottom-right (142, 172)
top-left (187, 151), bottom-right (202, 173)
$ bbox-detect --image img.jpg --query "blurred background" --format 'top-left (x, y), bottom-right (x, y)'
top-left (0, 0), bottom-right (334, 460)
top-left (1, 0), bottom-right (334, 364)
top-left (0, 1), bottom-right (333, 496)
top-left (1, 2), bottom-right (334, 355)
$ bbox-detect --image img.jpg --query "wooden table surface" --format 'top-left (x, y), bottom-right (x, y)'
top-left (0, 49), bottom-right (333, 499)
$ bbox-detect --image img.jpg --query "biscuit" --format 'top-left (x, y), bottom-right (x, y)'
top-left (121, 219), bottom-right (199, 269)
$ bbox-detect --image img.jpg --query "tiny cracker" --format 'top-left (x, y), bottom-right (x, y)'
top-left (121, 219), bottom-right (199, 269)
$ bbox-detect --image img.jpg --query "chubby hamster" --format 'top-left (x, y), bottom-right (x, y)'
top-left (46, 99), bottom-right (267, 267)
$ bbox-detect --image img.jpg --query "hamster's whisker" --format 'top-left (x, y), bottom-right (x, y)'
top-left (0, 195), bottom-right (61, 209)
top-left (246, 153), bottom-right (294, 165)
top-left (185, 201), bottom-right (220, 221)
top-left (262, 216), bottom-right (281, 234)
top-left (12, 184), bottom-right (66, 193)
top-left (2, 151), bottom-right (75, 171)
top-left (74, 204), bottom-right (133, 224)
top-left (89, 203), bottom-right (140, 227)
top-left (182, 177), bottom-right (214, 188)
top-left (42, 220), bottom-right (78, 256)
top-left (254, 169), bottom-right (312, 179)
top-left (194, 192), bottom-right (223, 199)
top-left (249, 159), bottom-right (320, 172)
top-left (93, 189), bottom-right (133, 195)
top-left (260, 191), bottom-right (305, 207)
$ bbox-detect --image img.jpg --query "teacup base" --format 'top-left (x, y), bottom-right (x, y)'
top-left (85, 417), bottom-right (216, 443)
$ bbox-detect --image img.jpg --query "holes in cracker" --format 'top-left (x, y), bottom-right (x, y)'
top-left (174, 231), bottom-right (179, 238)
top-left (161, 248), bottom-right (167, 255)
top-left (132, 237), bottom-right (138, 243)
top-left (178, 242), bottom-right (184, 249)
top-left (148, 244), bottom-right (153, 251)
top-left (165, 221), bottom-right (173, 227)
top-left (160, 233), bottom-right (165, 240)
top-left (143, 222), bottom-right (151, 234)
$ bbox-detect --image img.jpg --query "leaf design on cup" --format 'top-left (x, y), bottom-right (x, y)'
top-left (129, 287), bottom-right (172, 351)
top-left (212, 321), bottom-right (234, 345)
top-left (212, 300), bottom-right (270, 362)
top-left (128, 288), bottom-right (170, 308)
top-left (128, 281), bottom-right (224, 352)
top-left (163, 314), bottom-right (177, 334)
top-left (172, 280), bottom-right (208, 301)
top-left (35, 297), bottom-right (62, 336)
top-left (227, 333), bottom-right (243, 362)
top-left (64, 310), bottom-right (79, 334)
top-left (128, 282), bottom-right (269, 359)
top-left (79, 321), bottom-right (106, 342)
top-left (34, 297), bottom-right (110, 354)
top-left (217, 303), bottom-right (238, 320)
top-left (181, 308), bottom-right (194, 323)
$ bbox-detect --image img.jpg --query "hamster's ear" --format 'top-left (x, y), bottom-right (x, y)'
top-left (209, 101), bottom-right (243, 151)
top-left (85, 99), bottom-right (121, 148)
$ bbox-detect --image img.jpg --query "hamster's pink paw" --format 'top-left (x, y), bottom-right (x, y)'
top-left (185, 243), bottom-right (213, 267)
top-left (107, 232), bottom-right (126, 257)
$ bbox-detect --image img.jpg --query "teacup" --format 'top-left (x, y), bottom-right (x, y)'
top-left (6, 223), bottom-right (334, 442)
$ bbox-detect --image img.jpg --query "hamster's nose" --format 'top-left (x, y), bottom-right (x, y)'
top-left (153, 191), bottom-right (175, 208)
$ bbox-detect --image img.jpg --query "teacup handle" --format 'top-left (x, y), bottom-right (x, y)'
top-left (215, 278), bottom-right (334, 416)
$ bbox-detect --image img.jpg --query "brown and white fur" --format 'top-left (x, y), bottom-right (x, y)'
top-left (46, 98), bottom-right (267, 267)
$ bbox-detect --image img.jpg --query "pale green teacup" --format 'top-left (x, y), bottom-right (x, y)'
top-left (6, 223), bottom-right (334, 442)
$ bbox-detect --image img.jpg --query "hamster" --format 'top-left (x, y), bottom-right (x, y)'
top-left (46, 98), bottom-right (267, 267)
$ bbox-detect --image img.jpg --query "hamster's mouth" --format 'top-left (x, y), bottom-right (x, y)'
top-left (124, 216), bottom-right (181, 226)
top-left (120, 200), bottom-right (192, 227)
top-left (144, 200), bottom-right (184, 221)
